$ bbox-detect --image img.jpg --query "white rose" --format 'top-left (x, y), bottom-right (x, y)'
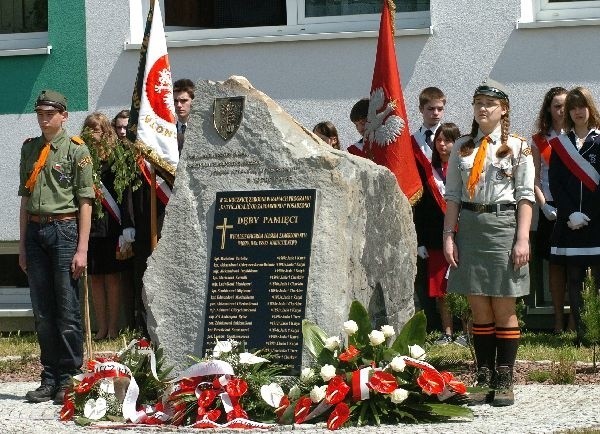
top-left (288, 384), bottom-right (301, 400)
top-left (300, 367), bottom-right (315, 383)
top-left (408, 344), bottom-right (426, 359)
top-left (320, 364), bottom-right (337, 382)
top-left (212, 340), bottom-right (233, 358)
top-left (368, 330), bottom-right (386, 346)
top-left (390, 356), bottom-right (406, 372)
top-left (324, 336), bottom-right (341, 351)
top-left (389, 388), bottom-right (409, 404)
top-left (343, 320), bottom-right (359, 335)
top-left (309, 385), bottom-right (327, 403)
top-left (380, 325), bottom-right (395, 338)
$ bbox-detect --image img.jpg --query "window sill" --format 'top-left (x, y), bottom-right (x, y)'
top-left (124, 26), bottom-right (432, 50)
top-left (517, 18), bottom-right (600, 29)
top-left (0, 45), bottom-right (51, 57)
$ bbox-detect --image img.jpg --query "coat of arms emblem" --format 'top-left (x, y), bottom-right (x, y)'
top-left (213, 96), bottom-right (245, 141)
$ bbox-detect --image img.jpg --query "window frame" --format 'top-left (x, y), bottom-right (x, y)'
top-left (536, 0), bottom-right (600, 21)
top-left (0, 0), bottom-right (50, 55)
top-left (127, 0), bottom-right (431, 47)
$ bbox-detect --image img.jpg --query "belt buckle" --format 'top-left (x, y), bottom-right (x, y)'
top-left (474, 203), bottom-right (486, 213)
top-left (39, 215), bottom-right (49, 224)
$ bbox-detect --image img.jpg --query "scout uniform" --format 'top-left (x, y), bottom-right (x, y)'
top-left (443, 79), bottom-right (535, 407)
top-left (18, 90), bottom-right (94, 404)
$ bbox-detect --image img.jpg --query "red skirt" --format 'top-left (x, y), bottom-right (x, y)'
top-left (427, 249), bottom-right (448, 298)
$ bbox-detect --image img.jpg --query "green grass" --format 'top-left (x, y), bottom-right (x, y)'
top-left (426, 331), bottom-right (596, 364)
top-left (0, 329), bottom-right (139, 358)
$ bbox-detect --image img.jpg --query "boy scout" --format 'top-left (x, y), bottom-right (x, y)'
top-left (18, 90), bottom-right (95, 404)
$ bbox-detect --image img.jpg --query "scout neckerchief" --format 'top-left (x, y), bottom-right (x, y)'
top-left (411, 135), bottom-right (447, 213)
top-left (466, 135), bottom-right (490, 199)
top-left (137, 158), bottom-right (171, 205)
top-left (532, 133), bottom-right (552, 165)
top-left (549, 132), bottom-right (600, 192)
top-left (24, 141), bottom-right (51, 193)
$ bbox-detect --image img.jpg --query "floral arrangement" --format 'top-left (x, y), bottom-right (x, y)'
top-left (59, 338), bottom-right (172, 425)
top-left (162, 340), bottom-right (287, 428)
top-left (261, 301), bottom-right (472, 430)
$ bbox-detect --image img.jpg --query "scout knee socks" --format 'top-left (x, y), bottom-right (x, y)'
top-left (495, 326), bottom-right (520, 368)
top-left (472, 323), bottom-right (496, 369)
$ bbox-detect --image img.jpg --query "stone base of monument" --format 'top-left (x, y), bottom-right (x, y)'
top-left (143, 76), bottom-right (417, 374)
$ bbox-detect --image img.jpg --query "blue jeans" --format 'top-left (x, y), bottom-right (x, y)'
top-left (26, 219), bottom-right (83, 387)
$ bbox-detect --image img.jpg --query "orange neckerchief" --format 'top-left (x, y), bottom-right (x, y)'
top-left (25, 142), bottom-right (51, 193)
top-left (466, 136), bottom-right (489, 199)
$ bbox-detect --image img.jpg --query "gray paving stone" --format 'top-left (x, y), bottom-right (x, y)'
top-left (1, 382), bottom-right (599, 433)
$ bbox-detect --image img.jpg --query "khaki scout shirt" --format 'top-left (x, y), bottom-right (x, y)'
top-left (18, 129), bottom-right (95, 214)
top-left (444, 126), bottom-right (535, 205)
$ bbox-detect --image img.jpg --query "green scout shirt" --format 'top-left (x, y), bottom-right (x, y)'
top-left (18, 129), bottom-right (95, 214)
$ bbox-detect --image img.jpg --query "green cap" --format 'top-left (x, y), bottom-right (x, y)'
top-left (474, 78), bottom-right (509, 101)
top-left (35, 89), bottom-right (67, 112)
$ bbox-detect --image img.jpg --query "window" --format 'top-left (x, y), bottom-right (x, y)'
top-left (160, 0), bottom-right (430, 44)
top-left (536, 0), bottom-right (600, 20)
top-left (0, 0), bottom-right (48, 52)
top-left (0, 0), bottom-right (47, 34)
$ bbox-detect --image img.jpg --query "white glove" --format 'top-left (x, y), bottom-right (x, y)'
top-left (122, 227), bottom-right (136, 243)
top-left (541, 203), bottom-right (557, 221)
top-left (417, 246), bottom-right (429, 259)
top-left (118, 235), bottom-right (132, 253)
top-left (567, 212), bottom-right (590, 230)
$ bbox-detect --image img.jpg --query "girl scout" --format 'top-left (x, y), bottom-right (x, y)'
top-left (443, 79), bottom-right (535, 406)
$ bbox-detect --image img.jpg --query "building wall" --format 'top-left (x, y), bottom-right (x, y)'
top-left (2, 0), bottom-right (600, 241)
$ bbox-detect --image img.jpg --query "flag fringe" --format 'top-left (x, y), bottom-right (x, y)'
top-left (133, 139), bottom-right (176, 185)
top-left (387, 0), bottom-right (396, 37)
top-left (408, 187), bottom-right (423, 206)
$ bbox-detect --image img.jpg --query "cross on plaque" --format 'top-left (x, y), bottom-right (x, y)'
top-left (215, 218), bottom-right (233, 249)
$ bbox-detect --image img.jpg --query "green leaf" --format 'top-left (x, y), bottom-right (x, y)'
top-left (74, 416), bottom-right (93, 426)
top-left (348, 300), bottom-right (372, 347)
top-left (391, 311), bottom-right (427, 355)
top-left (369, 400), bottom-right (381, 425)
top-left (421, 403), bottom-right (474, 419)
top-left (302, 320), bottom-right (328, 359)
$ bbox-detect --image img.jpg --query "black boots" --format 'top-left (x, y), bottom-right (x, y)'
top-left (468, 366), bottom-right (494, 405)
top-left (491, 365), bottom-right (514, 407)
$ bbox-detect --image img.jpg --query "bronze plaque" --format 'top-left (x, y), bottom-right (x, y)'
top-left (213, 96), bottom-right (245, 141)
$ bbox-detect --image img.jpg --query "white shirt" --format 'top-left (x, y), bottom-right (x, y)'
top-left (412, 123), bottom-right (440, 161)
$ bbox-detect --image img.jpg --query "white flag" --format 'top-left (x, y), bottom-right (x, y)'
top-left (136, 0), bottom-right (178, 170)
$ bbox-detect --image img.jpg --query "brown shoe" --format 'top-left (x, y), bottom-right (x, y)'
top-left (491, 366), bottom-right (514, 407)
top-left (468, 366), bottom-right (494, 405)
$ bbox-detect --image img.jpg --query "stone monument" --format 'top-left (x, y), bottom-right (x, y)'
top-left (143, 76), bottom-right (417, 373)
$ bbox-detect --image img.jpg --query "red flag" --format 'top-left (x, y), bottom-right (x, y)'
top-left (364, 0), bottom-right (422, 204)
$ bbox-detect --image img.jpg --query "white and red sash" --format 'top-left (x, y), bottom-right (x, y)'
top-left (532, 133), bottom-right (552, 165)
top-left (549, 134), bottom-right (600, 192)
top-left (411, 135), bottom-right (447, 213)
top-left (138, 159), bottom-right (171, 206)
top-left (99, 182), bottom-right (121, 225)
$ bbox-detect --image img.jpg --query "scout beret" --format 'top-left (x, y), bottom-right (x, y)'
top-left (35, 89), bottom-right (67, 112)
top-left (474, 78), bottom-right (509, 101)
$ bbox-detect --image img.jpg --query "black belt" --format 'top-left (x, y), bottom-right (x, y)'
top-left (461, 202), bottom-right (516, 213)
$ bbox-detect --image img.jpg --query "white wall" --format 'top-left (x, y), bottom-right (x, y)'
top-left (2, 0), bottom-right (600, 240)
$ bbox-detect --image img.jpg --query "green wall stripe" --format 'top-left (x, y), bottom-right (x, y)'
top-left (0, 0), bottom-right (87, 115)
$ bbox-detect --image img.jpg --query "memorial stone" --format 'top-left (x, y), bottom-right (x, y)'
top-left (143, 76), bottom-right (417, 373)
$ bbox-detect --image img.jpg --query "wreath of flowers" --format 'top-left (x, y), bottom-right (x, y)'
top-left (261, 301), bottom-right (473, 430)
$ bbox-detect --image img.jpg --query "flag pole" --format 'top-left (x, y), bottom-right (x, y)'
top-left (82, 267), bottom-right (93, 361)
top-left (150, 166), bottom-right (158, 251)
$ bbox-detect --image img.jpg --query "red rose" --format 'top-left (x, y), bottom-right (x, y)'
top-left (137, 338), bottom-right (151, 348)
top-left (417, 370), bottom-right (445, 395)
top-left (327, 402), bottom-right (350, 430)
top-left (325, 376), bottom-right (350, 404)
top-left (366, 371), bottom-right (397, 394)
top-left (339, 345), bottom-right (360, 362)
top-left (226, 378), bottom-right (248, 397)
top-left (294, 396), bottom-right (313, 424)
